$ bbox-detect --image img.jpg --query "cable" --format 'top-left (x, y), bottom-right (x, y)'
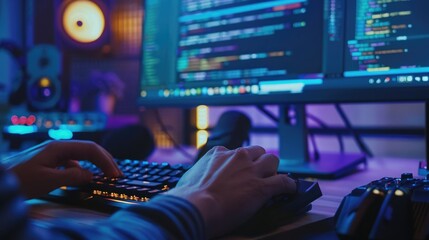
top-left (153, 109), bottom-right (195, 160)
top-left (334, 104), bottom-right (373, 157)
top-left (256, 105), bottom-right (279, 122)
top-left (308, 131), bottom-right (320, 160)
top-left (307, 113), bottom-right (344, 153)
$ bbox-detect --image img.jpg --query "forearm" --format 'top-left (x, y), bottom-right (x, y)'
top-left (0, 167), bottom-right (205, 240)
top-left (32, 195), bottom-right (206, 239)
top-left (111, 195), bottom-right (206, 240)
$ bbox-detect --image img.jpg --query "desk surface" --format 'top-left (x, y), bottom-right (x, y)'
top-left (27, 155), bottom-right (423, 239)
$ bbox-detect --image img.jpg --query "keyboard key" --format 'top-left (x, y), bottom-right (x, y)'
top-left (168, 177), bottom-right (180, 185)
top-left (137, 175), bottom-right (151, 181)
top-left (158, 169), bottom-right (172, 176)
top-left (169, 170), bottom-right (183, 177)
top-left (77, 159), bottom-right (190, 204)
top-left (137, 188), bottom-right (150, 192)
top-left (149, 169), bottom-right (161, 175)
top-left (148, 189), bottom-right (164, 195)
top-left (171, 164), bottom-right (184, 170)
top-left (139, 168), bottom-right (151, 174)
top-left (139, 161), bottom-right (150, 167)
top-left (160, 162), bottom-right (170, 168)
top-left (128, 173), bottom-right (142, 179)
top-left (127, 180), bottom-right (162, 188)
top-left (130, 167), bottom-right (142, 173)
top-left (131, 160), bottom-right (140, 166)
top-left (147, 175), bottom-right (160, 182)
top-left (157, 176), bottom-right (171, 183)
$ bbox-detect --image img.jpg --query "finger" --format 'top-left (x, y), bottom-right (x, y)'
top-left (201, 146), bottom-right (230, 162)
top-left (54, 168), bottom-right (93, 187)
top-left (253, 154), bottom-right (279, 177)
top-left (65, 160), bottom-right (81, 169)
top-left (46, 141), bottom-right (121, 177)
top-left (3, 140), bottom-right (53, 169)
top-left (235, 145), bottom-right (266, 161)
top-left (208, 146), bottom-right (229, 155)
top-left (97, 145), bottom-right (123, 176)
top-left (263, 174), bottom-right (297, 196)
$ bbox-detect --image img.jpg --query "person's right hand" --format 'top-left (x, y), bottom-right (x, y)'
top-left (166, 146), bottom-right (296, 238)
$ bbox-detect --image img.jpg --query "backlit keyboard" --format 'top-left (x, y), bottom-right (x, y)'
top-left (44, 158), bottom-right (323, 233)
top-left (83, 159), bottom-right (191, 202)
top-left (45, 159), bottom-right (191, 211)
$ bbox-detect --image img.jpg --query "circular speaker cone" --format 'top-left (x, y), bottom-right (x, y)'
top-left (27, 76), bottom-right (61, 110)
top-left (62, 0), bottom-right (106, 43)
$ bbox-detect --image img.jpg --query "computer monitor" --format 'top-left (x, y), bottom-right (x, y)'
top-left (139, 0), bottom-right (429, 178)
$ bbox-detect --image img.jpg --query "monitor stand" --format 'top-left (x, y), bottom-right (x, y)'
top-left (276, 104), bottom-right (366, 179)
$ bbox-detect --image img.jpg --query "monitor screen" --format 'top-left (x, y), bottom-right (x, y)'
top-left (139, 0), bottom-right (429, 106)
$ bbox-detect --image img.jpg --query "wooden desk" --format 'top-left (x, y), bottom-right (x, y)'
top-left (27, 156), bottom-right (423, 239)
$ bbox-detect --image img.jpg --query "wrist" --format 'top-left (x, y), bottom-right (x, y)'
top-left (166, 188), bottom-right (222, 238)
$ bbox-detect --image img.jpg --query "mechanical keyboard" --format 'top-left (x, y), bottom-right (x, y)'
top-left (335, 173), bottom-right (429, 240)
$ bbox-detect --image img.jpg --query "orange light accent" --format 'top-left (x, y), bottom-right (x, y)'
top-left (91, 189), bottom-right (151, 202)
top-left (62, 0), bottom-right (105, 43)
top-left (39, 77), bottom-right (51, 87)
top-left (44, 120), bottom-right (53, 128)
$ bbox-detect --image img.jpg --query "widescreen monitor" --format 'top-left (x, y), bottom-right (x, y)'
top-left (139, 0), bottom-right (429, 178)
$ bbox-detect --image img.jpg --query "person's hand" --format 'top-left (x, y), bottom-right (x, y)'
top-left (166, 146), bottom-right (296, 238)
top-left (10, 140), bottom-right (122, 199)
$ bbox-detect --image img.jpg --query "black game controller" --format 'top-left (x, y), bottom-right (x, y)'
top-left (335, 173), bottom-right (429, 239)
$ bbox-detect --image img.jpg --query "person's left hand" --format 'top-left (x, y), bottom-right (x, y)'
top-left (10, 140), bottom-right (122, 199)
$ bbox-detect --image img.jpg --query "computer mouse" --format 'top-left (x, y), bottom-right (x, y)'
top-left (236, 180), bottom-right (322, 235)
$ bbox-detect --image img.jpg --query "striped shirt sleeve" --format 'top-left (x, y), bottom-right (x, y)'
top-left (0, 167), bottom-right (206, 240)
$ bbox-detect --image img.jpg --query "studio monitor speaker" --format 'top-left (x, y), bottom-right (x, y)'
top-left (56, 0), bottom-right (110, 51)
top-left (26, 45), bottom-right (62, 111)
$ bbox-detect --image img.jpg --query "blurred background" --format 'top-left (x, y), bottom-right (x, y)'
top-left (0, 0), bottom-right (425, 162)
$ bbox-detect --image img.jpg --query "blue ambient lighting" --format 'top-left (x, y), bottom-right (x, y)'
top-left (48, 129), bottom-right (74, 140)
top-left (4, 125), bottom-right (37, 135)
